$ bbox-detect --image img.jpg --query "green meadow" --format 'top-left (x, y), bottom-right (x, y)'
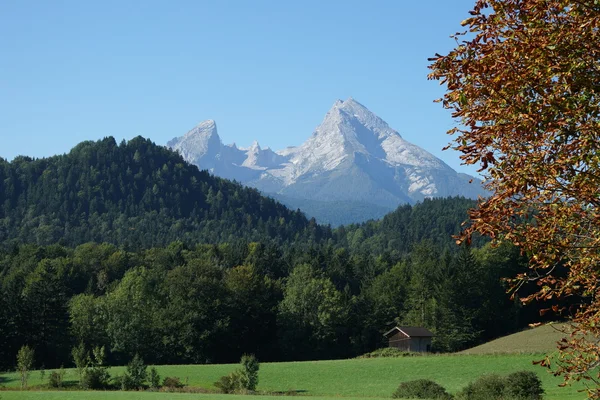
top-left (460, 323), bottom-right (570, 355)
top-left (0, 353), bottom-right (590, 400)
top-left (0, 393), bottom-right (390, 400)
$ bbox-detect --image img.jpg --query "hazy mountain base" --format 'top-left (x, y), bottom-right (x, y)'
top-left (271, 194), bottom-right (394, 226)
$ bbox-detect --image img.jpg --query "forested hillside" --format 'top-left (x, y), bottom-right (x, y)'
top-left (0, 239), bottom-right (533, 371)
top-left (0, 137), bottom-right (326, 249)
top-left (0, 137), bottom-right (545, 372)
top-left (332, 197), bottom-right (488, 256)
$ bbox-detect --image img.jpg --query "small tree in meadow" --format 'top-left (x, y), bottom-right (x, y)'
top-left (149, 367), bottom-right (161, 389)
top-left (240, 354), bottom-right (260, 391)
top-left (121, 353), bottom-right (147, 390)
top-left (17, 345), bottom-right (35, 389)
top-left (214, 354), bottom-right (260, 393)
top-left (81, 346), bottom-right (110, 390)
top-left (72, 342), bottom-right (89, 387)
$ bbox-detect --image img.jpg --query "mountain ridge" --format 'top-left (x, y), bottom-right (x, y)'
top-left (168, 98), bottom-right (487, 225)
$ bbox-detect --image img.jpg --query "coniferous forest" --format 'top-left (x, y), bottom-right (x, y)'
top-left (0, 137), bottom-right (543, 371)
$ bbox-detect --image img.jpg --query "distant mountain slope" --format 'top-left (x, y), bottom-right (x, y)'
top-left (0, 137), bottom-right (326, 248)
top-left (168, 98), bottom-right (487, 225)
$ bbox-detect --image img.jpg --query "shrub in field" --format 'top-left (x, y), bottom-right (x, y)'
top-left (392, 379), bottom-right (452, 399)
top-left (360, 348), bottom-right (420, 358)
top-left (456, 374), bottom-right (508, 400)
top-left (48, 368), bottom-right (65, 388)
top-left (82, 367), bottom-right (111, 390)
top-left (456, 371), bottom-right (544, 400)
top-left (214, 370), bottom-right (243, 394)
top-left (214, 354), bottom-right (260, 393)
top-left (505, 371), bottom-right (544, 400)
top-left (162, 376), bottom-right (184, 389)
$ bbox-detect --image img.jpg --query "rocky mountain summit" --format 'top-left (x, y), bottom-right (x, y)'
top-left (167, 98), bottom-right (486, 225)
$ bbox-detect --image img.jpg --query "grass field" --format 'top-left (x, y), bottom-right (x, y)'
top-left (0, 393), bottom-right (390, 400)
top-left (461, 323), bottom-right (569, 355)
top-left (0, 353), bottom-right (591, 400)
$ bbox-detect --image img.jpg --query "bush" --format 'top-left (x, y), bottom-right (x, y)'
top-left (505, 371), bottom-right (544, 400)
top-left (214, 370), bottom-right (243, 394)
top-left (162, 376), bottom-right (184, 389)
top-left (456, 374), bottom-right (507, 400)
top-left (214, 354), bottom-right (260, 394)
top-left (48, 368), bottom-right (65, 388)
top-left (392, 379), bottom-right (452, 399)
top-left (360, 348), bottom-right (421, 358)
top-left (456, 371), bottom-right (544, 400)
top-left (81, 367), bottom-right (111, 390)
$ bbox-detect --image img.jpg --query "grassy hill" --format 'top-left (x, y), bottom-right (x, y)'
top-left (460, 323), bottom-right (568, 355)
top-left (0, 354), bottom-right (586, 400)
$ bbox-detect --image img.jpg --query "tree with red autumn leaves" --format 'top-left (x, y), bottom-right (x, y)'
top-left (429, 0), bottom-right (600, 396)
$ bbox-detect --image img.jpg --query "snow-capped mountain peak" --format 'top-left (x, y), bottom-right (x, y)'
top-left (327, 97), bottom-right (400, 140)
top-left (286, 97), bottom-right (440, 176)
top-left (246, 140), bottom-right (261, 151)
top-left (167, 119), bottom-right (226, 170)
top-left (168, 120), bottom-right (220, 155)
top-left (167, 98), bottom-right (487, 225)
top-left (181, 120), bottom-right (218, 142)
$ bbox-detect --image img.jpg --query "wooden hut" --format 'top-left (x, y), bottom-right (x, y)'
top-left (383, 326), bottom-right (434, 352)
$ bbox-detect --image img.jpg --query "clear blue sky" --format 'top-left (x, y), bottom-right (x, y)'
top-left (0, 0), bottom-right (479, 174)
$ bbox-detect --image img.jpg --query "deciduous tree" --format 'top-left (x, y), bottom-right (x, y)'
top-left (429, 0), bottom-right (600, 395)
top-left (17, 345), bottom-right (34, 389)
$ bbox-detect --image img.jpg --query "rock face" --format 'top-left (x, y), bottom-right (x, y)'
top-left (167, 98), bottom-right (486, 225)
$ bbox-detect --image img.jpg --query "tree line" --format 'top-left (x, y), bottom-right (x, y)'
top-left (0, 236), bottom-right (539, 371)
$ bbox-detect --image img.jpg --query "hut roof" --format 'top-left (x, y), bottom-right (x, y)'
top-left (383, 326), bottom-right (434, 338)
